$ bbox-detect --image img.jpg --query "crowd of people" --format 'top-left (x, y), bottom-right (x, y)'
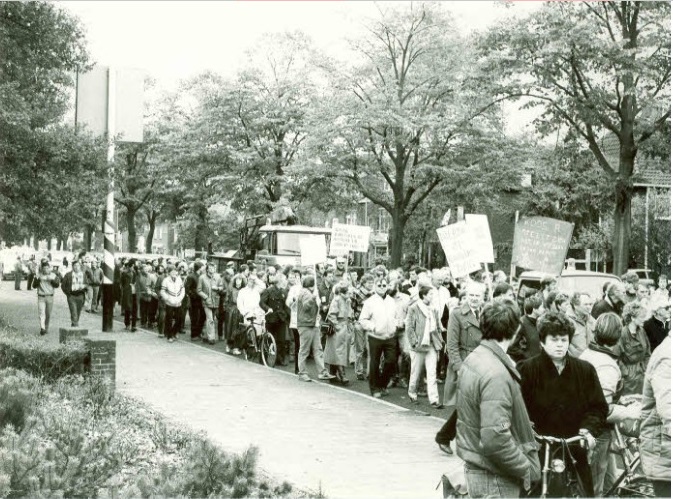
top-left (19, 251), bottom-right (671, 497)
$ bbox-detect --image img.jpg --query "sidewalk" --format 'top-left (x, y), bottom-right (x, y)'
top-left (0, 281), bottom-right (463, 499)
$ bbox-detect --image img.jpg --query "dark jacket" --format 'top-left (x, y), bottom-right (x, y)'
top-left (185, 272), bottom-right (200, 303)
top-left (591, 298), bottom-right (621, 319)
top-left (508, 315), bottom-right (541, 364)
top-left (519, 350), bottom-right (608, 438)
top-left (260, 285), bottom-right (290, 325)
top-left (61, 271), bottom-right (86, 297)
top-left (447, 303), bottom-right (482, 373)
top-left (644, 316), bottom-right (669, 352)
top-left (297, 288), bottom-right (319, 328)
top-left (456, 340), bottom-right (541, 487)
top-left (120, 268), bottom-right (136, 311)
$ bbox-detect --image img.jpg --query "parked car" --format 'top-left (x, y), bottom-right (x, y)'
top-left (516, 270), bottom-right (622, 306)
top-left (628, 268), bottom-right (654, 288)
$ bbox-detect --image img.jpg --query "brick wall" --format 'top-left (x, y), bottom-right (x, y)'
top-left (58, 327), bottom-right (116, 386)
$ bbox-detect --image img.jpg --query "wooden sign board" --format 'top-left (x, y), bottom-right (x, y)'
top-left (512, 216), bottom-right (574, 275)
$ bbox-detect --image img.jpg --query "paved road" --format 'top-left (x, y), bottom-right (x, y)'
top-left (0, 280), bottom-right (464, 499)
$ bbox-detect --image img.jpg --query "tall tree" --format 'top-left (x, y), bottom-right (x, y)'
top-left (0, 1), bottom-right (91, 243)
top-left (480, 1), bottom-right (671, 274)
top-left (304, 2), bottom-right (513, 266)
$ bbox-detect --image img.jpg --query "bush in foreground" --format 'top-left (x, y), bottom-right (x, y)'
top-left (0, 368), bottom-right (307, 498)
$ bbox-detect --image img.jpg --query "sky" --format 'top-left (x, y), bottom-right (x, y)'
top-left (60, 1), bottom-right (543, 133)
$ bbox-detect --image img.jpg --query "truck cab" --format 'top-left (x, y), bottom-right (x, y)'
top-left (254, 225), bottom-right (332, 268)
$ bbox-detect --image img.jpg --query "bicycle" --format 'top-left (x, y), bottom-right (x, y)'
top-left (603, 424), bottom-right (654, 497)
top-left (535, 433), bottom-right (588, 498)
top-left (240, 315), bottom-right (277, 368)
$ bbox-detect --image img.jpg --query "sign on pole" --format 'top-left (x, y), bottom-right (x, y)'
top-left (300, 235), bottom-right (328, 266)
top-left (436, 221), bottom-right (482, 278)
top-left (465, 214), bottom-right (494, 264)
top-left (329, 223), bottom-right (371, 256)
top-left (511, 216), bottom-right (574, 275)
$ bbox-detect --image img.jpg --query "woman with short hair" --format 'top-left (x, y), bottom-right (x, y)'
top-left (325, 281), bottom-right (352, 384)
top-left (580, 312), bottom-right (640, 496)
top-left (618, 301), bottom-right (651, 395)
top-left (519, 312), bottom-right (608, 496)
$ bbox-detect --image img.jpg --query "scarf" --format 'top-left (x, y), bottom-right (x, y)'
top-left (417, 301), bottom-right (435, 347)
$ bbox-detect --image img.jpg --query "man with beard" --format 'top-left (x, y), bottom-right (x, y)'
top-left (591, 282), bottom-right (626, 319)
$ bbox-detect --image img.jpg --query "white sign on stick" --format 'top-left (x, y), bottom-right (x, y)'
top-left (465, 214), bottom-right (495, 264)
top-left (300, 235), bottom-right (327, 266)
top-left (329, 223), bottom-right (371, 256)
top-left (436, 221), bottom-right (482, 278)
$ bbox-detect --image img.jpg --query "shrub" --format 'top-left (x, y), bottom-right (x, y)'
top-left (0, 318), bottom-right (89, 381)
top-left (0, 369), bottom-right (41, 432)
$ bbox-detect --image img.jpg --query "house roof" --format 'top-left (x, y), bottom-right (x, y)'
top-left (633, 158), bottom-right (671, 188)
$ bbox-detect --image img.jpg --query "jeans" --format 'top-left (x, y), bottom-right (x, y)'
top-left (139, 298), bottom-right (150, 326)
top-left (464, 463), bottom-right (522, 498)
top-left (591, 429), bottom-right (616, 496)
top-left (37, 295), bottom-right (54, 332)
top-left (14, 271), bottom-right (21, 290)
top-left (84, 285), bottom-right (93, 310)
top-left (203, 307), bottom-right (217, 341)
top-left (67, 294), bottom-right (85, 326)
top-left (164, 305), bottom-right (181, 339)
top-left (409, 348), bottom-right (439, 403)
top-left (394, 327), bottom-right (411, 383)
top-left (298, 326), bottom-right (328, 377)
top-left (91, 285), bottom-right (100, 311)
top-left (353, 323), bottom-right (369, 376)
top-left (367, 336), bottom-right (397, 393)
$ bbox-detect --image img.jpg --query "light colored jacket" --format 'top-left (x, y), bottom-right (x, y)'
top-left (161, 276), bottom-right (185, 308)
top-left (405, 301), bottom-right (442, 353)
top-left (447, 303), bottom-right (482, 373)
top-left (567, 308), bottom-right (595, 358)
top-left (456, 340), bottom-right (541, 489)
top-left (640, 335), bottom-right (671, 481)
top-left (197, 273), bottom-right (219, 308)
top-left (359, 293), bottom-right (397, 340)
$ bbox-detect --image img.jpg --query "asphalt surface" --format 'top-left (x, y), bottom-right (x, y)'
top-left (0, 279), bottom-right (464, 499)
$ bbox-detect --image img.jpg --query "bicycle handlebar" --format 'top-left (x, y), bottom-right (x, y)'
top-left (534, 433), bottom-right (586, 445)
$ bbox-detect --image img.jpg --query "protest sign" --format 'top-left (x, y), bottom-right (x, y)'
top-left (436, 221), bottom-right (482, 278)
top-left (329, 223), bottom-right (371, 256)
top-left (300, 235), bottom-right (327, 266)
top-left (511, 216), bottom-right (574, 275)
top-left (465, 214), bottom-right (494, 264)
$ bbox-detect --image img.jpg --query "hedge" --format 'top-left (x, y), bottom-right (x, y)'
top-left (0, 316), bottom-right (89, 381)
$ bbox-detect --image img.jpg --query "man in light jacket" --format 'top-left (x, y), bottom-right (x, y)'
top-left (456, 300), bottom-right (541, 497)
top-left (161, 265), bottom-right (185, 343)
top-left (359, 277), bottom-right (398, 398)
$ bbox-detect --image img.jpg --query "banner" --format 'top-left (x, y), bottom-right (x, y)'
top-left (329, 223), bottom-right (371, 256)
top-left (511, 216), bottom-right (574, 275)
top-left (300, 235), bottom-right (328, 266)
top-left (465, 214), bottom-right (494, 264)
top-left (436, 221), bottom-right (482, 278)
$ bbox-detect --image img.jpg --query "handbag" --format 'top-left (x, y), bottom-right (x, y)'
top-left (321, 323), bottom-right (336, 337)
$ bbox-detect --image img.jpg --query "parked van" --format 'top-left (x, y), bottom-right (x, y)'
top-left (517, 270), bottom-right (621, 306)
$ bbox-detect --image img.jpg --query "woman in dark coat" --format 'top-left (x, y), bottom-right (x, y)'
top-left (519, 312), bottom-right (608, 497)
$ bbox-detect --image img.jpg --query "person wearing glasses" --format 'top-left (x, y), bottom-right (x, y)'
top-left (359, 277), bottom-right (397, 398)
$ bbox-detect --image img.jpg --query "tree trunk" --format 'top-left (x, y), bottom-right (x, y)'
top-left (612, 176), bottom-right (632, 276)
top-left (389, 210), bottom-right (407, 268)
top-left (47, 238), bottom-right (52, 251)
top-left (83, 225), bottom-right (92, 252)
top-left (145, 211), bottom-right (158, 254)
top-left (126, 208), bottom-right (137, 253)
top-left (194, 204), bottom-right (209, 252)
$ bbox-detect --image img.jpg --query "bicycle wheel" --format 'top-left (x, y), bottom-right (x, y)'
top-left (260, 332), bottom-right (277, 367)
top-left (243, 326), bottom-right (259, 363)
